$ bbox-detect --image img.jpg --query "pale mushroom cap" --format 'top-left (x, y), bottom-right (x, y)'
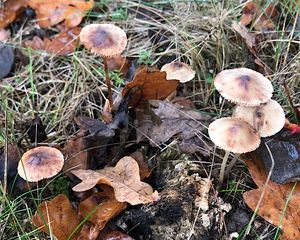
top-left (208, 117), bottom-right (261, 153)
top-left (161, 62), bottom-right (195, 83)
top-left (17, 146), bottom-right (64, 182)
top-left (214, 68), bottom-right (273, 106)
top-left (80, 23), bottom-right (127, 57)
top-left (233, 99), bottom-right (285, 137)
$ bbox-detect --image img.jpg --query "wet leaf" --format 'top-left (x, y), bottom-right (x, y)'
top-left (122, 66), bottom-right (179, 107)
top-left (72, 156), bottom-right (159, 205)
top-left (243, 155), bottom-right (300, 240)
top-left (27, 0), bottom-right (94, 28)
top-left (78, 186), bottom-right (127, 230)
top-left (62, 137), bottom-right (88, 177)
top-left (137, 100), bottom-right (211, 154)
top-left (24, 27), bottom-right (81, 55)
top-left (76, 222), bottom-right (99, 240)
top-left (32, 194), bottom-right (81, 240)
top-left (0, 43), bottom-right (14, 79)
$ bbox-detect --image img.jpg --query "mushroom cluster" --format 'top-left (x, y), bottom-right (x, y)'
top-left (208, 68), bottom-right (285, 185)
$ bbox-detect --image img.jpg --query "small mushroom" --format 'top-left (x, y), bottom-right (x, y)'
top-left (233, 99), bottom-right (285, 137)
top-left (208, 117), bottom-right (261, 185)
top-left (80, 23), bottom-right (127, 107)
top-left (17, 146), bottom-right (64, 182)
top-left (161, 62), bottom-right (195, 83)
top-left (214, 68), bottom-right (273, 106)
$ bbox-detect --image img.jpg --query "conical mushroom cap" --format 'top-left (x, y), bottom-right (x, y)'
top-left (208, 117), bottom-right (261, 153)
top-left (233, 99), bottom-right (285, 137)
top-left (80, 23), bottom-right (127, 57)
top-left (18, 146), bottom-right (64, 182)
top-left (161, 62), bottom-right (195, 83)
top-left (214, 68), bottom-right (273, 106)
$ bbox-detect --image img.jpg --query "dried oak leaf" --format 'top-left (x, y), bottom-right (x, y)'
top-left (137, 100), bottom-right (211, 154)
top-left (32, 194), bottom-right (81, 240)
top-left (27, 0), bottom-right (94, 28)
top-left (122, 66), bottom-right (179, 107)
top-left (62, 137), bottom-right (88, 177)
top-left (24, 27), bottom-right (81, 55)
top-left (243, 154), bottom-right (300, 240)
top-left (72, 156), bottom-right (159, 205)
top-left (78, 186), bottom-right (127, 230)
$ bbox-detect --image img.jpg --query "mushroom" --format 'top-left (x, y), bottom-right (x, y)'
top-left (17, 146), bottom-right (64, 182)
top-left (160, 62), bottom-right (195, 83)
top-left (233, 99), bottom-right (285, 137)
top-left (208, 117), bottom-right (261, 185)
top-left (214, 68), bottom-right (273, 106)
top-left (80, 23), bottom-right (127, 107)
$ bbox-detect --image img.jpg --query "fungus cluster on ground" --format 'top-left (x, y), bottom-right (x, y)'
top-left (208, 68), bottom-right (285, 185)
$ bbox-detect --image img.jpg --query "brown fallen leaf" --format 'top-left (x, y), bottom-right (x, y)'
top-left (137, 100), bottom-right (211, 154)
top-left (0, 0), bottom-right (27, 28)
top-left (78, 186), bottom-right (127, 230)
top-left (72, 156), bottom-right (159, 205)
top-left (243, 154), bottom-right (300, 240)
top-left (107, 55), bottom-right (130, 77)
top-left (24, 27), bottom-right (81, 55)
top-left (27, 0), bottom-right (94, 28)
top-left (76, 222), bottom-right (99, 240)
top-left (232, 21), bottom-right (256, 49)
top-left (62, 137), bottom-right (89, 177)
top-left (32, 194), bottom-right (81, 240)
top-left (122, 66), bottom-right (179, 107)
top-left (130, 151), bottom-right (151, 180)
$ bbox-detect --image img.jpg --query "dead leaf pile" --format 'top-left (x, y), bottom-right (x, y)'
top-left (244, 154), bottom-right (300, 240)
top-left (135, 100), bottom-right (211, 154)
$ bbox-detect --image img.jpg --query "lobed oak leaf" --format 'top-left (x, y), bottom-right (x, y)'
top-left (27, 0), bottom-right (94, 28)
top-left (243, 154), bottom-right (300, 240)
top-left (78, 186), bottom-right (127, 230)
top-left (32, 194), bottom-right (81, 240)
top-left (122, 66), bottom-right (179, 107)
top-left (24, 27), bottom-right (81, 55)
top-left (72, 156), bottom-right (159, 205)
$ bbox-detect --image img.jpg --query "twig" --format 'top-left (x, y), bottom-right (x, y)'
top-left (283, 80), bottom-right (300, 123)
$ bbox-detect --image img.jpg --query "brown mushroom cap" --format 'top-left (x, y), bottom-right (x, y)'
top-left (80, 23), bottom-right (127, 57)
top-left (233, 99), bottom-right (285, 137)
top-left (214, 68), bottom-right (273, 106)
top-left (208, 117), bottom-right (261, 153)
top-left (17, 146), bottom-right (64, 182)
top-left (161, 62), bottom-right (195, 83)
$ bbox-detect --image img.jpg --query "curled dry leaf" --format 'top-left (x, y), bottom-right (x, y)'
top-left (32, 194), bottom-right (81, 240)
top-left (243, 154), bottom-right (300, 240)
top-left (72, 156), bottom-right (159, 205)
top-left (27, 0), bottom-right (94, 28)
top-left (24, 27), bottom-right (81, 55)
top-left (78, 186), bottom-right (127, 230)
top-left (122, 66), bottom-right (179, 107)
top-left (62, 137), bottom-right (88, 177)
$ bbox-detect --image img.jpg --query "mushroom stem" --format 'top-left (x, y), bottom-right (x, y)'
top-left (219, 150), bottom-right (230, 186)
top-left (103, 57), bottom-right (113, 107)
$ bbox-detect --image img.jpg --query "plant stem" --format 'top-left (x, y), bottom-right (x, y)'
top-left (219, 150), bottom-right (230, 187)
top-left (103, 57), bottom-right (113, 107)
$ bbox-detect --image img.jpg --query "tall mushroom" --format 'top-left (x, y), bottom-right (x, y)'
top-left (80, 23), bottom-right (127, 107)
top-left (208, 117), bottom-right (261, 185)
top-left (17, 146), bottom-right (64, 182)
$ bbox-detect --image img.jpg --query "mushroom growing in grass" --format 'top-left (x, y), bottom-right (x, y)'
top-left (233, 99), bottom-right (285, 137)
top-left (161, 61), bottom-right (195, 83)
top-left (208, 117), bottom-right (261, 185)
top-left (17, 146), bottom-right (64, 182)
top-left (214, 68), bottom-right (273, 106)
top-left (80, 23), bottom-right (127, 107)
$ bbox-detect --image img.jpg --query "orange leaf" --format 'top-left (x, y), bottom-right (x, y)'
top-left (78, 186), bottom-right (127, 230)
top-left (27, 0), bottom-right (94, 28)
top-left (122, 66), bottom-right (179, 107)
top-left (0, 0), bottom-right (27, 28)
top-left (32, 194), bottom-right (81, 240)
top-left (24, 27), bottom-right (81, 55)
top-left (72, 156), bottom-right (159, 205)
top-left (243, 154), bottom-right (300, 240)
